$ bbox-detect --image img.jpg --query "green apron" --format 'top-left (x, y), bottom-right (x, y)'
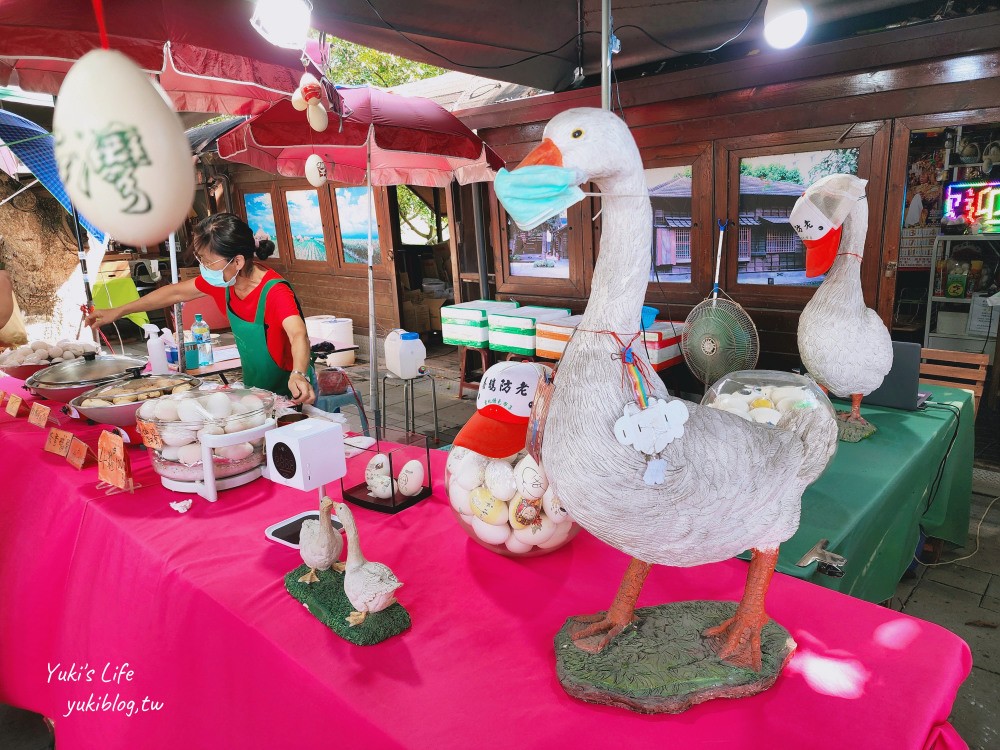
top-left (227, 279), bottom-right (300, 398)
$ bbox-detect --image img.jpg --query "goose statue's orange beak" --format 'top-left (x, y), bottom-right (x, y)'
top-left (803, 226), bottom-right (843, 277)
top-left (519, 138), bottom-right (563, 167)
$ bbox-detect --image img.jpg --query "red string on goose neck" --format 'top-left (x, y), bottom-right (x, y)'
top-left (837, 252), bottom-right (864, 262)
top-left (576, 328), bottom-right (654, 393)
top-left (90, 0), bottom-right (111, 50)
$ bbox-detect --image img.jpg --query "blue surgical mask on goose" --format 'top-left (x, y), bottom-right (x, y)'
top-left (199, 257), bottom-right (237, 288)
top-left (494, 165), bottom-right (586, 231)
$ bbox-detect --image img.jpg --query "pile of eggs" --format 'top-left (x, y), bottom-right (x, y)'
top-left (0, 339), bottom-right (99, 368)
top-left (136, 390), bottom-right (271, 468)
top-left (364, 453), bottom-right (426, 500)
top-left (445, 447), bottom-right (577, 557)
top-left (703, 370), bottom-right (834, 426)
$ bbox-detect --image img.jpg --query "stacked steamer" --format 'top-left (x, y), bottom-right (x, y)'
top-left (0, 339), bottom-right (100, 378)
top-left (643, 320), bottom-right (686, 372)
top-left (441, 299), bottom-right (519, 349)
top-left (535, 314), bottom-right (583, 360)
top-left (488, 306), bottom-right (571, 358)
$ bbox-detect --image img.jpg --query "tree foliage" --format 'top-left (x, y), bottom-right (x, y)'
top-left (739, 162), bottom-right (803, 184)
top-left (396, 186), bottom-right (443, 243)
top-left (809, 149), bottom-right (860, 182)
top-left (325, 37), bottom-right (445, 88)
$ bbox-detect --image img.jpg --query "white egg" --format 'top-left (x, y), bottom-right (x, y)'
top-left (471, 516), bottom-right (510, 546)
top-left (365, 453), bottom-right (391, 485)
top-left (153, 399), bottom-right (180, 422)
top-left (504, 536), bottom-right (534, 554)
top-left (305, 153), bottom-right (328, 188)
top-left (240, 395), bottom-right (265, 411)
top-left (291, 87), bottom-right (308, 111)
top-left (215, 442), bottom-right (254, 461)
top-left (161, 426), bottom-right (196, 447)
top-left (176, 442), bottom-right (204, 466)
top-left (137, 399), bottom-right (158, 420)
top-left (771, 386), bottom-right (810, 403)
top-left (159, 445), bottom-right (181, 462)
top-left (777, 396), bottom-right (816, 413)
top-left (306, 103), bottom-right (328, 132)
top-left (537, 519), bottom-right (575, 549)
top-left (514, 454), bottom-right (547, 500)
top-left (53, 50), bottom-right (195, 246)
top-left (367, 474), bottom-right (395, 500)
top-left (197, 423), bottom-right (225, 440)
top-left (454, 451), bottom-right (487, 491)
top-left (202, 392), bottom-right (233, 419)
top-left (512, 512), bottom-right (556, 546)
top-left (445, 446), bottom-right (469, 476)
top-left (449, 479), bottom-right (473, 515)
top-left (542, 486), bottom-right (570, 524)
top-left (484, 460), bottom-right (518, 502)
top-left (224, 418), bottom-right (250, 434)
top-left (396, 459), bottom-right (425, 497)
top-left (176, 398), bottom-right (206, 423)
top-left (750, 407), bottom-right (783, 426)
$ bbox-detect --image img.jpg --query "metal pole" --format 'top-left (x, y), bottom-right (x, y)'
top-left (601, 0), bottom-right (611, 111)
top-left (69, 204), bottom-right (99, 346)
top-left (168, 232), bottom-right (185, 372)
top-left (366, 143), bottom-right (381, 439)
top-left (471, 184), bottom-right (490, 300)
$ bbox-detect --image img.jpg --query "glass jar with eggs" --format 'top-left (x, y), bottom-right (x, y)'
top-left (342, 426), bottom-right (432, 514)
top-left (702, 370), bottom-right (836, 425)
top-left (135, 387), bottom-right (275, 484)
top-left (445, 447), bottom-right (579, 557)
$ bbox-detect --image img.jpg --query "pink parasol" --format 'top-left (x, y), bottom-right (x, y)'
top-left (0, 0), bottom-right (328, 116)
top-left (217, 85), bottom-right (503, 186)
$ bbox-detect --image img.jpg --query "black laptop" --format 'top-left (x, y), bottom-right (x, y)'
top-left (864, 341), bottom-right (932, 411)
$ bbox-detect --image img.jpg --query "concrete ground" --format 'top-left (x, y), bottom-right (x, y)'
top-left (2, 344), bottom-right (998, 748)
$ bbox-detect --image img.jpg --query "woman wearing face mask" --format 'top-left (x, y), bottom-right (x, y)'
top-left (86, 213), bottom-right (316, 404)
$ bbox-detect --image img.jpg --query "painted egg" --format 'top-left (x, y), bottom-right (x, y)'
top-left (215, 442), bottom-right (254, 461)
top-left (53, 50), bottom-right (195, 246)
top-left (367, 474), bottom-right (395, 500)
top-left (446, 446), bottom-right (469, 476)
top-left (176, 442), bottom-right (204, 466)
top-left (396, 459), bottom-right (425, 497)
top-left (537, 519), bottom-right (575, 549)
top-left (750, 407), bottom-right (783, 426)
top-left (454, 451), bottom-right (487, 491)
top-left (176, 398), bottom-right (206, 423)
top-left (484, 460), bottom-right (518, 502)
top-left (504, 535), bottom-right (534, 554)
top-left (508, 494), bottom-right (542, 530)
top-left (153, 399), bottom-right (180, 422)
top-left (470, 487), bottom-right (507, 526)
top-left (542, 486), bottom-right (570, 524)
top-left (202, 392), bottom-right (233, 419)
top-left (512, 512), bottom-right (556, 546)
top-left (306, 103), bottom-right (328, 132)
top-left (365, 453), bottom-right (391, 485)
top-left (471, 516), bottom-right (510, 546)
top-left (514, 454), bottom-right (547, 500)
top-left (449, 479), bottom-right (473, 515)
top-left (305, 153), bottom-right (328, 188)
top-left (161, 426), bottom-right (196, 447)
top-left (137, 399), bottom-right (158, 420)
top-left (159, 445), bottom-right (181, 462)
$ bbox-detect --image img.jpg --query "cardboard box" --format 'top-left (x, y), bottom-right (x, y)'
top-left (425, 297), bottom-right (448, 330)
top-left (402, 301), bottom-right (430, 333)
top-left (179, 267), bottom-right (200, 281)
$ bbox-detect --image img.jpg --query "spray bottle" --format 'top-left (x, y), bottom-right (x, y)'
top-left (142, 324), bottom-right (169, 375)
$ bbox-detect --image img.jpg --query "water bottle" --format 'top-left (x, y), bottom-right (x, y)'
top-left (192, 314), bottom-right (213, 367)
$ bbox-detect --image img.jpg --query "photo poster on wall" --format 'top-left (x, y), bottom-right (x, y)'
top-left (336, 187), bottom-right (381, 265)
top-left (243, 192), bottom-right (280, 258)
top-left (285, 190), bottom-right (328, 262)
top-left (647, 165), bottom-right (694, 284)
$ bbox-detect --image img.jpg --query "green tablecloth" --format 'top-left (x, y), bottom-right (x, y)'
top-left (747, 384), bottom-right (974, 603)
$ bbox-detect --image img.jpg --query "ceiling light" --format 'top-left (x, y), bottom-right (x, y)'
top-left (764, 0), bottom-right (808, 50)
top-left (251, 0), bottom-right (313, 49)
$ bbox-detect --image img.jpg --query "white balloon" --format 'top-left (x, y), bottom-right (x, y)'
top-left (53, 50), bottom-right (195, 247)
top-left (306, 103), bottom-right (329, 133)
top-left (305, 153), bottom-right (328, 187)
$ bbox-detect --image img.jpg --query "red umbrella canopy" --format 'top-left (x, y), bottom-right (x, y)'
top-left (217, 85), bottom-right (504, 187)
top-left (0, 0), bottom-right (319, 115)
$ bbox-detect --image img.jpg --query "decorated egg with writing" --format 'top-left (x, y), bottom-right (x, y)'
top-left (508, 494), bottom-right (541, 530)
top-left (470, 487), bottom-right (507, 526)
top-left (305, 153), bottom-right (328, 188)
top-left (446, 446), bottom-right (469, 476)
top-left (542, 486), bottom-right (570, 524)
top-left (512, 512), bottom-right (556, 546)
top-left (365, 453), bottom-right (391, 485)
top-left (367, 474), bottom-right (395, 500)
top-left (514, 454), bottom-right (547, 500)
top-left (53, 50), bottom-right (195, 246)
top-left (455, 451), bottom-right (487, 491)
top-left (396, 459), bottom-right (425, 497)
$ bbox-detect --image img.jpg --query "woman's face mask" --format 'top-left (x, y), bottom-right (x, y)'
top-left (198, 256), bottom-right (237, 288)
top-left (494, 165), bottom-right (585, 231)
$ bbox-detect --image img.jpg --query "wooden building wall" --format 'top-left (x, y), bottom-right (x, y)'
top-left (456, 10), bottom-right (1000, 373)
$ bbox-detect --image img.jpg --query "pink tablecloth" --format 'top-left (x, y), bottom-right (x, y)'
top-left (0, 376), bottom-right (972, 750)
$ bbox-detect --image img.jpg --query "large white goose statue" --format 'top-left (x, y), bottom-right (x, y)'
top-left (791, 174), bottom-right (893, 430)
top-left (496, 109), bottom-right (838, 672)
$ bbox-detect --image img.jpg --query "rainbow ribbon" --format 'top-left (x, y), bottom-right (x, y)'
top-left (622, 346), bottom-right (649, 408)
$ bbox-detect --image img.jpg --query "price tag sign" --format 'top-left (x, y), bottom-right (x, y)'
top-left (28, 402), bottom-right (51, 428)
top-left (44, 428), bottom-right (74, 456)
top-left (66, 437), bottom-right (91, 470)
top-left (136, 420), bottom-right (163, 450)
top-left (0, 390), bottom-right (6, 405)
top-left (97, 430), bottom-right (131, 490)
top-left (6, 393), bottom-right (23, 416)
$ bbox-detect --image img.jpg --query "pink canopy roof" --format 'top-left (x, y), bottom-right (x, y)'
top-left (217, 85), bottom-right (504, 187)
top-left (0, 0), bottom-right (318, 116)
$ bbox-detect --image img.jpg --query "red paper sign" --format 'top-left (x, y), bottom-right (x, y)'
top-left (44, 428), bottom-right (73, 457)
top-left (5, 394), bottom-right (23, 416)
top-left (136, 420), bottom-right (163, 450)
top-left (0, 390), bottom-right (6, 405)
top-left (66, 437), bottom-right (91, 470)
top-left (28, 402), bottom-right (51, 428)
top-left (97, 430), bottom-right (131, 490)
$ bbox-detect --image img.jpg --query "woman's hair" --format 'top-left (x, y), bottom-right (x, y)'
top-left (192, 213), bottom-right (276, 273)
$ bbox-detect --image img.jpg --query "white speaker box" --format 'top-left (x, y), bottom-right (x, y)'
top-left (265, 418), bottom-right (346, 491)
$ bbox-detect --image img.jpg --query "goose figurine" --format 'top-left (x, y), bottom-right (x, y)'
top-left (791, 174), bottom-right (893, 433)
top-left (494, 108), bottom-right (838, 671)
top-left (297, 496), bottom-right (344, 583)
top-left (333, 502), bottom-right (402, 626)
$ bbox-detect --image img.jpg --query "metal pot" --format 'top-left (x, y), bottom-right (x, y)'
top-left (24, 353), bottom-right (147, 403)
top-left (68, 370), bottom-right (202, 427)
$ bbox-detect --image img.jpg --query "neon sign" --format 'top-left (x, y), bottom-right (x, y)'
top-left (943, 180), bottom-right (1000, 231)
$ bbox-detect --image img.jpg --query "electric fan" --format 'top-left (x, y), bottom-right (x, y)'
top-left (681, 219), bottom-right (760, 386)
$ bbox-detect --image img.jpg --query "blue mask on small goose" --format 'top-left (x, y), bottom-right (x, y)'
top-left (494, 165), bottom-right (586, 232)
